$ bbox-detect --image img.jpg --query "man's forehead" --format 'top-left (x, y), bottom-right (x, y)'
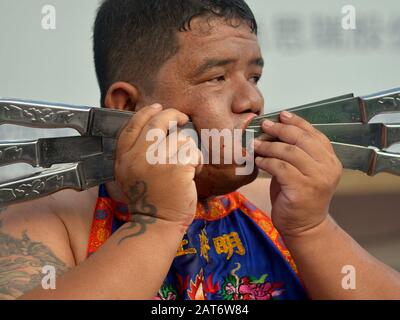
top-left (178, 16), bottom-right (258, 45)
top-left (175, 17), bottom-right (261, 68)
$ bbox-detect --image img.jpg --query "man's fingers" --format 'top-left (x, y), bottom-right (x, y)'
top-left (137, 109), bottom-right (190, 149)
top-left (260, 118), bottom-right (326, 161)
top-left (160, 134), bottom-right (203, 167)
top-left (280, 111), bottom-right (334, 152)
top-left (255, 157), bottom-right (303, 186)
top-left (280, 111), bottom-right (316, 133)
top-left (117, 104), bottom-right (163, 155)
top-left (146, 131), bottom-right (203, 168)
top-left (254, 140), bottom-right (316, 176)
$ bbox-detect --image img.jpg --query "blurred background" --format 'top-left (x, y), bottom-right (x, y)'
top-left (0, 0), bottom-right (399, 270)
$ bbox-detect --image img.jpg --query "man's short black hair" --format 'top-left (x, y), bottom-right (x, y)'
top-left (93, 0), bottom-right (258, 106)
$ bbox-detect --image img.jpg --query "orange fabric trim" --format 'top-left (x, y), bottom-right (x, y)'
top-left (87, 197), bottom-right (114, 257)
top-left (195, 193), bottom-right (240, 221)
top-left (233, 192), bottom-right (300, 276)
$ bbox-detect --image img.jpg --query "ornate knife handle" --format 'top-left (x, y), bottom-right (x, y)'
top-left (0, 155), bottom-right (115, 207)
top-left (0, 99), bottom-right (92, 134)
top-left (0, 165), bottom-right (81, 207)
top-left (0, 141), bottom-right (39, 167)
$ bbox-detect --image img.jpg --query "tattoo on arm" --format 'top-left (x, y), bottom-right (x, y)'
top-left (118, 181), bottom-right (157, 244)
top-left (0, 220), bottom-right (69, 300)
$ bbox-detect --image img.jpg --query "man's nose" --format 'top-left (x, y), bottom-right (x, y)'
top-left (231, 80), bottom-right (263, 116)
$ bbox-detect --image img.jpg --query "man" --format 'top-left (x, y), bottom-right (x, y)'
top-left (1, 0), bottom-right (400, 300)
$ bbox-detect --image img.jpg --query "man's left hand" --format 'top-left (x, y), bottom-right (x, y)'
top-left (253, 111), bottom-right (343, 238)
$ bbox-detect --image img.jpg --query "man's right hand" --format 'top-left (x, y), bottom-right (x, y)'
top-left (114, 104), bottom-right (202, 229)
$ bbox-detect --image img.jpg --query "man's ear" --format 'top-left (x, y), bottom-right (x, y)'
top-left (104, 82), bottom-right (141, 111)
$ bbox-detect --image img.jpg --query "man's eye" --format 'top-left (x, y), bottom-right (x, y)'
top-left (250, 75), bottom-right (261, 84)
top-left (208, 76), bottom-right (226, 83)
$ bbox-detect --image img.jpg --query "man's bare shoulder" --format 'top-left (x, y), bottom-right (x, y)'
top-left (0, 191), bottom-right (83, 300)
top-left (44, 188), bottom-right (99, 263)
top-left (0, 194), bottom-right (75, 258)
top-left (1, 187), bottom-right (98, 265)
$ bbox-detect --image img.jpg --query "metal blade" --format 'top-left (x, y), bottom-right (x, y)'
top-left (386, 143), bottom-right (400, 154)
top-left (249, 87), bottom-right (400, 127)
top-left (247, 123), bottom-right (400, 152)
top-left (245, 123), bottom-right (376, 149)
top-left (249, 97), bottom-right (361, 127)
top-left (90, 108), bottom-right (133, 138)
top-left (374, 150), bottom-right (400, 176)
top-left (315, 123), bottom-right (386, 150)
top-left (89, 108), bottom-right (197, 138)
top-left (361, 87), bottom-right (400, 122)
top-left (38, 136), bottom-right (104, 168)
top-left (332, 142), bottom-right (400, 176)
top-left (80, 155), bottom-right (115, 189)
top-left (332, 142), bottom-right (375, 174)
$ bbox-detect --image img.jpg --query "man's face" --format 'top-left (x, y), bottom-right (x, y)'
top-left (141, 17), bottom-right (264, 197)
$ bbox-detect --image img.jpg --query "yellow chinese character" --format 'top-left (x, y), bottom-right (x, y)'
top-left (199, 229), bottom-right (210, 263)
top-left (176, 238), bottom-right (197, 257)
top-left (213, 232), bottom-right (246, 260)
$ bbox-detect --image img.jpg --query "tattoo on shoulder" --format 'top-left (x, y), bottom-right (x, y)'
top-left (118, 181), bottom-right (157, 245)
top-left (0, 220), bottom-right (69, 300)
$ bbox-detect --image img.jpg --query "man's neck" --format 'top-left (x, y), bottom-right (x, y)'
top-left (104, 182), bottom-right (130, 203)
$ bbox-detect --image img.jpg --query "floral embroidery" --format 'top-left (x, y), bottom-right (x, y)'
top-left (156, 274), bottom-right (190, 300)
top-left (187, 270), bottom-right (220, 300)
top-left (157, 285), bottom-right (178, 300)
top-left (220, 263), bottom-right (285, 300)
